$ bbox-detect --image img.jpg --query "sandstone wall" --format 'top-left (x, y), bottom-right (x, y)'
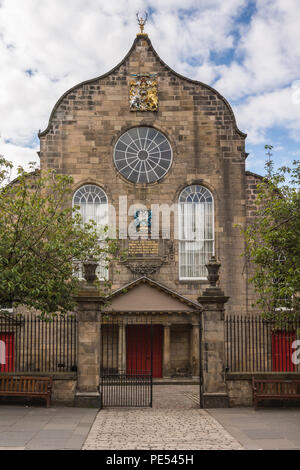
top-left (39, 34), bottom-right (250, 315)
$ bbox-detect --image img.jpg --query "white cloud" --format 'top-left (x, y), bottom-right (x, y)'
top-left (214, 0), bottom-right (300, 100)
top-left (0, 0), bottom-right (247, 153)
top-left (0, 138), bottom-right (39, 175)
top-left (234, 86), bottom-right (300, 144)
top-left (150, 1), bottom-right (246, 67)
top-left (0, 0), bottom-right (299, 168)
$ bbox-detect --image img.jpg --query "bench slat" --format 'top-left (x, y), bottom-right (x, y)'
top-left (253, 378), bottom-right (300, 409)
top-left (0, 376), bottom-right (52, 407)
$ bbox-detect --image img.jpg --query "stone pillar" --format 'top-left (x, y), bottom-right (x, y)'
top-left (198, 256), bottom-right (229, 408)
top-left (163, 323), bottom-right (171, 378)
top-left (190, 323), bottom-right (200, 378)
top-left (74, 285), bottom-right (102, 408)
top-left (118, 323), bottom-right (126, 374)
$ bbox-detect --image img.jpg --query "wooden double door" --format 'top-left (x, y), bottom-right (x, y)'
top-left (126, 325), bottom-right (163, 378)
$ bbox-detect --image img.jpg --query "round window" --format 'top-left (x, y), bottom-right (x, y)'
top-left (114, 127), bottom-right (172, 183)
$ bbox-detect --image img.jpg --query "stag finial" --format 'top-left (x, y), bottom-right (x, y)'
top-left (136, 11), bottom-right (148, 35)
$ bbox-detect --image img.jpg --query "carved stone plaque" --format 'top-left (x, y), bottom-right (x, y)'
top-left (122, 239), bottom-right (174, 277)
top-left (128, 240), bottom-right (159, 256)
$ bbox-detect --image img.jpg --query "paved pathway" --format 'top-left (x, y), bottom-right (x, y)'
top-left (2, 386), bottom-right (300, 450)
top-left (0, 405), bottom-right (97, 450)
top-left (83, 385), bottom-right (243, 450)
top-left (209, 407), bottom-right (300, 450)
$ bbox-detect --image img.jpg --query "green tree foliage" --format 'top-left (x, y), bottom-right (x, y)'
top-left (244, 157), bottom-right (300, 320)
top-left (0, 157), bottom-right (119, 316)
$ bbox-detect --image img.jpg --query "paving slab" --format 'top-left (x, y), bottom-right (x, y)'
top-left (0, 405), bottom-right (98, 450)
top-left (26, 441), bottom-right (69, 450)
top-left (2, 386), bottom-right (299, 450)
top-left (0, 447), bottom-right (25, 450)
top-left (43, 423), bottom-right (78, 431)
top-left (65, 436), bottom-right (88, 449)
top-left (209, 407), bottom-right (300, 450)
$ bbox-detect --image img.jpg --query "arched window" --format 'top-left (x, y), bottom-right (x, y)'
top-left (72, 185), bottom-right (108, 280)
top-left (178, 185), bottom-right (214, 280)
top-left (73, 184), bottom-right (108, 227)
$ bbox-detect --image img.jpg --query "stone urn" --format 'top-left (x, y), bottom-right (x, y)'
top-left (205, 256), bottom-right (221, 287)
top-left (82, 258), bottom-right (98, 283)
top-left (198, 256), bottom-right (225, 298)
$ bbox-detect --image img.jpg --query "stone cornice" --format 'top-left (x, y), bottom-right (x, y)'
top-left (245, 170), bottom-right (264, 180)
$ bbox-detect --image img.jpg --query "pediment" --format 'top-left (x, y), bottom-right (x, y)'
top-left (104, 277), bottom-right (200, 313)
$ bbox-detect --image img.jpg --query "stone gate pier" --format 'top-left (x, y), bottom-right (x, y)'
top-left (198, 257), bottom-right (229, 408)
top-left (74, 279), bottom-right (102, 408)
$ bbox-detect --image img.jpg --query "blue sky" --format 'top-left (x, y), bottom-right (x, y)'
top-left (1, 0), bottom-right (300, 177)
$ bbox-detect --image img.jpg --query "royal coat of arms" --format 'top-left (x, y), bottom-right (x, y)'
top-left (130, 73), bottom-right (158, 111)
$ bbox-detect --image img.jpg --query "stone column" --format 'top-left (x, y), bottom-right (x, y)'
top-left (190, 323), bottom-right (200, 378)
top-left (198, 256), bottom-right (229, 408)
top-left (163, 323), bottom-right (171, 378)
top-left (118, 322), bottom-right (126, 374)
top-left (74, 284), bottom-right (102, 408)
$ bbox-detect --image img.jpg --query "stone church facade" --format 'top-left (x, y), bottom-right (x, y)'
top-left (39, 32), bottom-right (259, 310)
top-left (35, 31), bottom-right (263, 402)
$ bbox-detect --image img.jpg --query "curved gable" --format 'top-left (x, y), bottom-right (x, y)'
top-left (39, 35), bottom-right (246, 139)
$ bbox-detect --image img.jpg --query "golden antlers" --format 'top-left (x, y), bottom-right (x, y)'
top-left (136, 12), bottom-right (148, 34)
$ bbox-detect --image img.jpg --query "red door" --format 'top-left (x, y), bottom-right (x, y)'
top-left (127, 325), bottom-right (162, 378)
top-left (272, 331), bottom-right (296, 372)
top-left (0, 333), bottom-right (14, 372)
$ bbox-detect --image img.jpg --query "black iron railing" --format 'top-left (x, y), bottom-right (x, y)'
top-left (100, 316), bottom-right (153, 408)
top-left (0, 313), bottom-right (77, 373)
top-left (100, 372), bottom-right (152, 407)
top-left (225, 316), bottom-right (300, 373)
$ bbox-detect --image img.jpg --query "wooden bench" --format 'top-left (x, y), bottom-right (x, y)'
top-left (0, 376), bottom-right (52, 407)
top-left (252, 378), bottom-right (300, 409)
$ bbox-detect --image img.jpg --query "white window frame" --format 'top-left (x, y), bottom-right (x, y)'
top-left (72, 184), bottom-right (109, 281)
top-left (178, 185), bottom-right (214, 281)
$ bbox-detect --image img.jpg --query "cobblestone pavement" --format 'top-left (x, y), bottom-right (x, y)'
top-left (83, 385), bottom-right (244, 450)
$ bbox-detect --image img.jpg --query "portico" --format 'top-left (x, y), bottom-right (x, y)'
top-left (102, 277), bottom-right (202, 380)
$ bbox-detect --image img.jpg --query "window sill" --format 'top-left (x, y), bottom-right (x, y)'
top-left (176, 279), bottom-right (209, 285)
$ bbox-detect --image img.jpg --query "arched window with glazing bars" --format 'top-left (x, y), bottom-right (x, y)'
top-left (72, 184), bottom-right (108, 280)
top-left (178, 185), bottom-right (214, 280)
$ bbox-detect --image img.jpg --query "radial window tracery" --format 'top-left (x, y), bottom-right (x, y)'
top-left (73, 185), bottom-right (107, 206)
top-left (179, 185), bottom-right (213, 204)
top-left (114, 127), bottom-right (172, 183)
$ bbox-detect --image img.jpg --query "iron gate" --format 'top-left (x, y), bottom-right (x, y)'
top-left (99, 316), bottom-right (153, 407)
